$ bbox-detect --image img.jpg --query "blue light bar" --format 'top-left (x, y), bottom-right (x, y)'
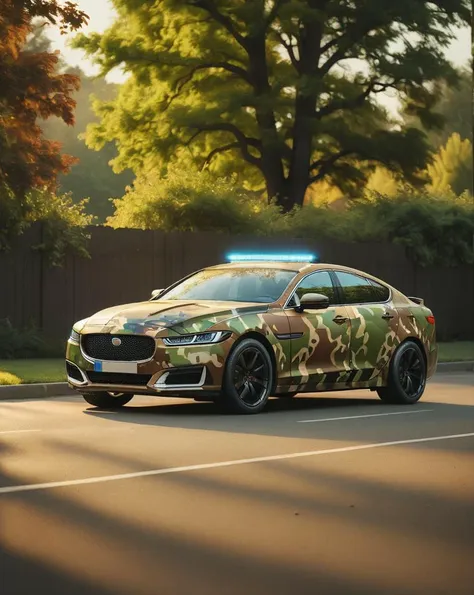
top-left (226, 253), bottom-right (316, 263)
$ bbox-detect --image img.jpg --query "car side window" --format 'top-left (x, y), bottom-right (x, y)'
top-left (336, 271), bottom-right (389, 304)
top-left (289, 271), bottom-right (336, 306)
top-left (368, 279), bottom-right (390, 302)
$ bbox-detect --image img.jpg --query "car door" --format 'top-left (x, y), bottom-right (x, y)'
top-left (333, 270), bottom-right (399, 379)
top-left (285, 270), bottom-right (352, 386)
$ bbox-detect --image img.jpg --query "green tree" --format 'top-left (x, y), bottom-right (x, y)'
top-left (41, 67), bottom-right (135, 221)
top-left (75, 0), bottom-right (469, 211)
top-left (427, 133), bottom-right (473, 195)
top-left (403, 65), bottom-right (472, 148)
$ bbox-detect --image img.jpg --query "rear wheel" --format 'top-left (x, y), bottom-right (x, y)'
top-left (82, 392), bottom-right (133, 409)
top-left (377, 341), bottom-right (427, 404)
top-left (221, 338), bottom-right (273, 414)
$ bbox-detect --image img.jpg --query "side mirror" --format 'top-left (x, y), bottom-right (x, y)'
top-left (151, 288), bottom-right (164, 299)
top-left (295, 292), bottom-right (330, 312)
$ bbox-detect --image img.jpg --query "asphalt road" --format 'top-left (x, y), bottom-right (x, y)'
top-left (1, 373), bottom-right (473, 595)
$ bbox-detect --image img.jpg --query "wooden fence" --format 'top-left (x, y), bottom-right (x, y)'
top-left (1, 224), bottom-right (472, 341)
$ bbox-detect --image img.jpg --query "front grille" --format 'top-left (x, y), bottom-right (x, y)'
top-left (81, 334), bottom-right (155, 361)
top-left (66, 362), bottom-right (83, 382)
top-left (86, 372), bottom-right (152, 386)
top-left (164, 366), bottom-right (205, 386)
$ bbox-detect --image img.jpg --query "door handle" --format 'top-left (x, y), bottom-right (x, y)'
top-left (381, 312), bottom-right (394, 320)
top-left (333, 315), bottom-right (348, 324)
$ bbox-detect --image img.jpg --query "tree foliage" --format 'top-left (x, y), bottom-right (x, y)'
top-left (21, 25), bottom-right (135, 222)
top-left (427, 133), bottom-right (473, 195)
top-left (403, 65), bottom-right (473, 148)
top-left (1, 184), bottom-right (94, 265)
top-left (0, 1), bottom-right (90, 254)
top-left (108, 164), bottom-right (282, 233)
top-left (26, 188), bottom-right (94, 265)
top-left (75, 0), bottom-right (469, 211)
top-left (41, 66), bottom-right (135, 221)
top-left (0, 1), bottom-right (88, 201)
top-left (336, 191), bottom-right (474, 267)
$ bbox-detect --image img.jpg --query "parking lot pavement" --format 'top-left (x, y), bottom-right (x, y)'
top-left (1, 373), bottom-right (473, 595)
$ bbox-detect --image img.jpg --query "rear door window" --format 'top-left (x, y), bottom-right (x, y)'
top-left (335, 272), bottom-right (389, 304)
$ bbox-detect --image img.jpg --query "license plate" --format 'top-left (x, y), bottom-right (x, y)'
top-left (93, 361), bottom-right (138, 374)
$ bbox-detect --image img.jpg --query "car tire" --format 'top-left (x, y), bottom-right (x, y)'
top-left (82, 392), bottom-right (134, 408)
top-left (377, 340), bottom-right (427, 404)
top-left (221, 338), bottom-right (273, 414)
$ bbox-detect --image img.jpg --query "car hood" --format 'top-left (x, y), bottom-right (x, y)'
top-left (76, 300), bottom-right (269, 337)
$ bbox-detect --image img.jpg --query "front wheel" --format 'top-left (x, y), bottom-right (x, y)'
top-left (221, 338), bottom-right (273, 414)
top-left (377, 341), bottom-right (427, 404)
top-left (82, 392), bottom-right (134, 409)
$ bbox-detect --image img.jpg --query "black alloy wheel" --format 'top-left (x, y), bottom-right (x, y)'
top-left (222, 338), bottom-right (273, 414)
top-left (234, 347), bottom-right (270, 406)
top-left (398, 347), bottom-right (424, 398)
top-left (377, 340), bottom-right (427, 404)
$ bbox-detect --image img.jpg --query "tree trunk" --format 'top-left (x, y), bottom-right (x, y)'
top-left (276, 19), bottom-right (324, 213)
top-left (246, 36), bottom-right (286, 207)
top-left (283, 96), bottom-right (315, 211)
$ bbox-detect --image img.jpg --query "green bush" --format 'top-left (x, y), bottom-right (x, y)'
top-left (0, 319), bottom-right (64, 359)
top-left (342, 190), bottom-right (474, 267)
top-left (107, 166), bottom-right (284, 235)
top-left (1, 186), bottom-right (95, 266)
top-left (25, 189), bottom-right (95, 266)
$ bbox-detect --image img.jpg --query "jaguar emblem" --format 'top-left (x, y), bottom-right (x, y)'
top-left (112, 337), bottom-right (122, 347)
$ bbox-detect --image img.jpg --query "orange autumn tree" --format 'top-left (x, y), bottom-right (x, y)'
top-left (0, 0), bottom-right (88, 206)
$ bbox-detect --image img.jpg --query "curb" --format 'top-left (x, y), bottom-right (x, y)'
top-left (1, 361), bottom-right (473, 401)
top-left (435, 361), bottom-right (474, 373)
top-left (0, 382), bottom-right (76, 401)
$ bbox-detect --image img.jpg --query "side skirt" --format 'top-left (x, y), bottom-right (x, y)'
top-left (275, 368), bottom-right (386, 395)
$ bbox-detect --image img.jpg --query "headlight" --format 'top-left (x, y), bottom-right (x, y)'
top-left (69, 329), bottom-right (80, 343)
top-left (163, 331), bottom-right (231, 346)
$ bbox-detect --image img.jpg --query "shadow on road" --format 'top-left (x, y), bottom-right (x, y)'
top-left (1, 429), bottom-right (473, 595)
top-left (81, 386), bottom-right (474, 447)
top-left (2, 371), bottom-right (474, 595)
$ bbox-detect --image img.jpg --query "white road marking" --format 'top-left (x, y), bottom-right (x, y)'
top-left (298, 409), bottom-right (433, 423)
top-left (0, 429), bottom-right (41, 435)
top-left (0, 432), bottom-right (473, 495)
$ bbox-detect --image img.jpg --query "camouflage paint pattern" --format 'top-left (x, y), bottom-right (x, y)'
top-left (66, 263), bottom-right (437, 397)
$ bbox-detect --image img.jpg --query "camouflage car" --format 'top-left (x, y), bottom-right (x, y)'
top-left (66, 258), bottom-right (437, 414)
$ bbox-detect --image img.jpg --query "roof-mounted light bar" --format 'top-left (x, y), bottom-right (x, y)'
top-left (226, 253), bottom-right (317, 263)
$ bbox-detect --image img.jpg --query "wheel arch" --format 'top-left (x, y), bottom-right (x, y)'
top-left (380, 336), bottom-right (428, 386)
top-left (396, 336), bottom-right (428, 367)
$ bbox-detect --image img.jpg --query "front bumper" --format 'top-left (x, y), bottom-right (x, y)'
top-left (65, 335), bottom-right (229, 396)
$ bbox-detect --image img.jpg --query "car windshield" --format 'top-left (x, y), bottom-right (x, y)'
top-left (157, 268), bottom-right (297, 303)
